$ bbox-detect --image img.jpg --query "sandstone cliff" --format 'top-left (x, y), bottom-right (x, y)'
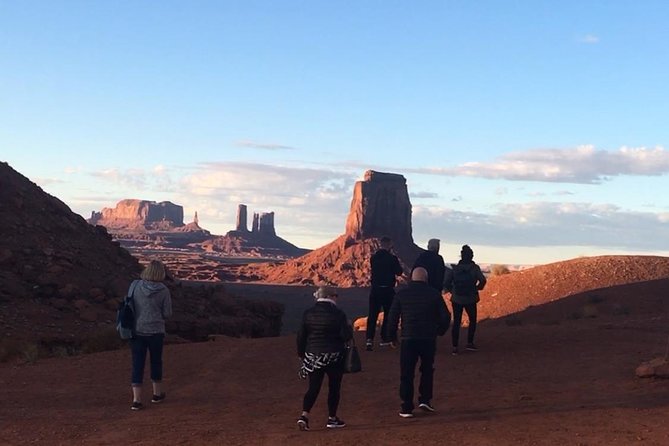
top-left (237, 170), bottom-right (424, 286)
top-left (89, 199), bottom-right (184, 230)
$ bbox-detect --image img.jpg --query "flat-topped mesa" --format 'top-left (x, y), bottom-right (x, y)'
top-left (89, 199), bottom-right (184, 230)
top-left (344, 170), bottom-right (413, 243)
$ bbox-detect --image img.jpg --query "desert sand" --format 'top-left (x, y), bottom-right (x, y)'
top-left (2, 277), bottom-right (669, 446)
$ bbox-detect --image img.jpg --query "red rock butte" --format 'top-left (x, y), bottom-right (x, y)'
top-left (241, 170), bottom-right (424, 286)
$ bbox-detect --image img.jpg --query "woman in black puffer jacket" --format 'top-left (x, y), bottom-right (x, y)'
top-left (296, 286), bottom-right (352, 431)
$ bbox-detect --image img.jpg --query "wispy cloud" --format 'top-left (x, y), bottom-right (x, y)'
top-left (578, 34), bottom-right (600, 44)
top-left (413, 202), bottom-right (669, 251)
top-left (35, 177), bottom-right (65, 186)
top-left (408, 145), bottom-right (669, 184)
top-left (410, 191), bottom-right (438, 199)
top-left (234, 140), bottom-right (297, 151)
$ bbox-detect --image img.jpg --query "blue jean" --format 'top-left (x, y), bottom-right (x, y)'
top-left (131, 334), bottom-right (164, 386)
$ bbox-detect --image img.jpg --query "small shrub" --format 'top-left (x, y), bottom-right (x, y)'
top-left (81, 328), bottom-right (125, 354)
top-left (22, 343), bottom-right (40, 363)
top-left (587, 294), bottom-right (605, 304)
top-left (491, 264), bottom-right (511, 276)
top-left (0, 340), bottom-right (23, 363)
top-left (582, 304), bottom-right (598, 318)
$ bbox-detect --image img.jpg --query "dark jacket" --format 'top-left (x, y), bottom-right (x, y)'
top-left (296, 300), bottom-right (353, 357)
top-left (444, 260), bottom-right (487, 305)
top-left (387, 281), bottom-right (451, 341)
top-left (413, 250), bottom-right (446, 292)
top-left (371, 249), bottom-right (403, 288)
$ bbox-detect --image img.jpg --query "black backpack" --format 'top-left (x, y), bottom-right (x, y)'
top-left (116, 280), bottom-right (139, 340)
top-left (451, 264), bottom-right (478, 296)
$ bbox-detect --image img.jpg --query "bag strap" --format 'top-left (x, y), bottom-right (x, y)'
top-left (127, 280), bottom-right (139, 301)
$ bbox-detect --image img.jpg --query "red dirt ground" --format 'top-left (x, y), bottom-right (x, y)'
top-left (2, 276), bottom-right (669, 445)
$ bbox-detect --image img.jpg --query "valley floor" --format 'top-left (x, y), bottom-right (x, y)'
top-left (2, 281), bottom-right (669, 445)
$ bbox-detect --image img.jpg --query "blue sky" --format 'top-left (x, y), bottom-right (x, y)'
top-left (2, 1), bottom-right (669, 265)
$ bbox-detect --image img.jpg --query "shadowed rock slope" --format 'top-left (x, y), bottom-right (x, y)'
top-left (0, 162), bottom-right (282, 349)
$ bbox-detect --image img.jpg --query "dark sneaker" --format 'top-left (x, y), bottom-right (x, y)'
top-left (379, 341), bottom-right (392, 347)
top-left (297, 415), bottom-right (310, 431)
top-left (130, 401), bottom-right (143, 411)
top-left (466, 343), bottom-right (478, 351)
top-left (419, 402), bottom-right (436, 412)
top-left (399, 411), bottom-right (414, 418)
top-left (326, 417), bottom-right (346, 428)
top-left (451, 347), bottom-right (459, 355)
top-left (366, 340), bottom-right (373, 351)
top-left (151, 393), bottom-right (166, 403)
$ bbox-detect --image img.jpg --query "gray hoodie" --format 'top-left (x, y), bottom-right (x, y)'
top-left (131, 279), bottom-right (172, 335)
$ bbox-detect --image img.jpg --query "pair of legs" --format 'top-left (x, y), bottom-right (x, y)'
top-left (131, 333), bottom-right (165, 402)
top-left (451, 303), bottom-right (478, 347)
top-left (399, 339), bottom-right (436, 413)
top-left (301, 360), bottom-right (344, 418)
top-left (366, 287), bottom-right (394, 343)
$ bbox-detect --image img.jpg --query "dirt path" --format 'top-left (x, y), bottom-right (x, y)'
top-left (2, 281), bottom-right (669, 445)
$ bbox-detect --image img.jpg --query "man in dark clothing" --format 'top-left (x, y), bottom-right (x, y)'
top-left (387, 267), bottom-right (451, 418)
top-left (444, 244), bottom-right (487, 354)
top-left (366, 236), bottom-right (403, 351)
top-left (413, 238), bottom-right (446, 292)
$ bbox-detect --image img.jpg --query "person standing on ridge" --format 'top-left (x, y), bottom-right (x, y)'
top-left (444, 244), bottom-right (487, 355)
top-left (366, 236), bottom-right (403, 351)
top-left (413, 238), bottom-right (446, 293)
top-left (387, 267), bottom-right (451, 418)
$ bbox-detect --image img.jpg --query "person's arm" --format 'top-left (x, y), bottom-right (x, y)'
top-left (435, 294), bottom-right (451, 336)
top-left (340, 312), bottom-right (353, 343)
top-left (296, 311), bottom-right (308, 358)
top-left (443, 267), bottom-right (454, 293)
top-left (387, 294), bottom-right (401, 343)
top-left (393, 256), bottom-right (403, 276)
top-left (162, 289), bottom-right (173, 319)
top-left (476, 266), bottom-right (487, 290)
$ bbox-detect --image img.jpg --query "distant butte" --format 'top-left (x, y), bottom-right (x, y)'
top-left (237, 170), bottom-right (425, 286)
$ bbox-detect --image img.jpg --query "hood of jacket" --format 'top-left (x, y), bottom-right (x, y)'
top-left (138, 279), bottom-right (166, 296)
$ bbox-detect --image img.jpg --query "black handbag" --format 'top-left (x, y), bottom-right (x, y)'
top-left (344, 340), bottom-right (362, 374)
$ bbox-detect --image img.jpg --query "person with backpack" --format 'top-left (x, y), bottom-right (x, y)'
top-left (444, 245), bottom-right (486, 355)
top-left (413, 238), bottom-right (446, 293)
top-left (366, 236), bottom-right (403, 351)
top-left (128, 260), bottom-right (172, 410)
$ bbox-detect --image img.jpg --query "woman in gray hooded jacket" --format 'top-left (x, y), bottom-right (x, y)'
top-left (128, 260), bottom-right (172, 410)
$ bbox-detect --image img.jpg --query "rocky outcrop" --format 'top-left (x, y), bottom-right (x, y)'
top-left (255, 212), bottom-right (276, 236)
top-left (0, 162), bottom-right (283, 347)
top-left (237, 170), bottom-right (424, 286)
top-left (89, 199), bottom-right (184, 230)
top-left (345, 170), bottom-right (413, 244)
top-left (236, 205), bottom-right (249, 232)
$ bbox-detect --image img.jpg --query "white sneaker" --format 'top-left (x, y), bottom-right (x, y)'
top-left (399, 412), bottom-right (414, 418)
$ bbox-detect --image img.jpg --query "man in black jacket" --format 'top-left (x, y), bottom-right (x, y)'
top-left (367, 236), bottom-right (403, 351)
top-left (413, 238), bottom-right (446, 292)
top-left (387, 267), bottom-right (451, 418)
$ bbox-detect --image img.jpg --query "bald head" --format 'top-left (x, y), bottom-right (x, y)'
top-left (411, 267), bottom-right (429, 282)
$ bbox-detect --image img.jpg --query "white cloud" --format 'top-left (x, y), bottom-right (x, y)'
top-left (410, 191), bottom-right (439, 199)
top-left (578, 34), bottom-right (600, 44)
top-left (412, 201), bottom-right (669, 251)
top-left (409, 145), bottom-right (669, 184)
top-left (234, 140), bottom-right (297, 151)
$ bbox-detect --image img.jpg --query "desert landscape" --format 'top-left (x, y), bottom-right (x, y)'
top-left (1, 161), bottom-right (669, 445)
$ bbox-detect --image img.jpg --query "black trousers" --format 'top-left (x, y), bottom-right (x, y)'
top-left (451, 302), bottom-right (477, 346)
top-left (302, 361), bottom-right (344, 417)
top-left (399, 338), bottom-right (436, 413)
top-left (366, 286), bottom-right (395, 342)
top-left (130, 334), bottom-right (164, 386)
